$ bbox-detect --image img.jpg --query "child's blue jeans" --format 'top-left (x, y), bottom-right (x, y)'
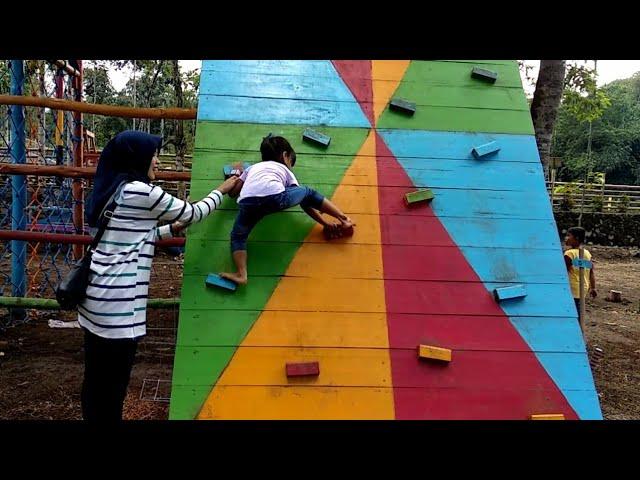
top-left (230, 186), bottom-right (325, 252)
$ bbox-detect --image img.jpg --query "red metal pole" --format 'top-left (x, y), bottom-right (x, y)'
top-left (0, 163), bottom-right (192, 181)
top-left (0, 229), bottom-right (185, 247)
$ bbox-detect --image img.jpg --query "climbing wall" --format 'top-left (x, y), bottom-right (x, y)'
top-left (169, 60), bottom-right (602, 420)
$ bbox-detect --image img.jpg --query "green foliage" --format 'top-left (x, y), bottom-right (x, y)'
top-left (552, 70), bottom-right (640, 185)
top-left (554, 182), bottom-right (579, 210)
top-left (590, 195), bottom-right (604, 213)
top-left (563, 64), bottom-right (611, 123)
top-left (84, 60), bottom-right (200, 153)
top-left (617, 194), bottom-right (630, 213)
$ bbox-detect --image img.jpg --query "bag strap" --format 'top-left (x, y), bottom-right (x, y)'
top-left (90, 181), bottom-right (126, 250)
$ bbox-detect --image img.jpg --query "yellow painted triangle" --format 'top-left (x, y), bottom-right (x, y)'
top-left (198, 130), bottom-right (395, 420)
top-left (372, 60), bottom-right (411, 126)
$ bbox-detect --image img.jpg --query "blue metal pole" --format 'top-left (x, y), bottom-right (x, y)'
top-left (10, 60), bottom-right (27, 305)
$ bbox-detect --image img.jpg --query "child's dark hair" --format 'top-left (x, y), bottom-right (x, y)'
top-left (260, 134), bottom-right (296, 167)
top-left (568, 226), bottom-right (586, 243)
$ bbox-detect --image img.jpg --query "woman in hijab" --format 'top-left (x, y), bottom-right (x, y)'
top-left (80, 130), bottom-right (238, 421)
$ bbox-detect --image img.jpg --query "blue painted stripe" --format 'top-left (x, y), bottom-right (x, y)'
top-left (535, 352), bottom-right (603, 419)
top-left (437, 218), bottom-right (561, 249)
top-left (200, 71), bottom-right (358, 102)
top-left (389, 157), bottom-right (547, 192)
top-left (508, 317), bottom-right (586, 353)
top-left (555, 389), bottom-right (603, 420)
top-left (202, 60), bottom-right (341, 77)
top-left (378, 129), bottom-right (541, 163)
top-left (426, 188), bottom-right (554, 220)
top-left (378, 126), bottom-right (598, 417)
top-left (197, 95), bottom-right (370, 128)
top-left (199, 60), bottom-right (369, 127)
top-left (483, 282), bottom-right (576, 317)
top-left (459, 247), bottom-right (567, 283)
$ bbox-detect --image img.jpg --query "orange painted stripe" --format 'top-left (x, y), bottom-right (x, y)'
top-left (371, 61), bottom-right (411, 126)
top-left (198, 130), bottom-right (395, 419)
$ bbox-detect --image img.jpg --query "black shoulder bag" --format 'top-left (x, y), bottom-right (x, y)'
top-left (56, 182), bottom-right (125, 309)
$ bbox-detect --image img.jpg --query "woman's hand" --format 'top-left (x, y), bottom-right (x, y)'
top-left (217, 176), bottom-right (240, 195)
top-left (171, 221), bottom-right (188, 236)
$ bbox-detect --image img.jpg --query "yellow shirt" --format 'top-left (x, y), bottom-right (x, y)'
top-left (564, 248), bottom-right (592, 299)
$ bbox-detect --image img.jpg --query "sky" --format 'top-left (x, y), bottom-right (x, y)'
top-left (521, 60), bottom-right (640, 96)
top-left (107, 60), bottom-right (640, 95)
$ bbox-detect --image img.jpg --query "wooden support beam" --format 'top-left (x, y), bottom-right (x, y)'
top-left (0, 95), bottom-right (196, 120)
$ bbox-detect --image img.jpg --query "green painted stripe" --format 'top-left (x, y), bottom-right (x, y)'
top-left (377, 105), bottom-right (534, 134)
top-left (169, 120), bottom-right (369, 419)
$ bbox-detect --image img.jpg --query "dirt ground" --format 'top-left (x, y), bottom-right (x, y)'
top-left (0, 252), bottom-right (182, 420)
top-left (1, 247), bottom-right (639, 420)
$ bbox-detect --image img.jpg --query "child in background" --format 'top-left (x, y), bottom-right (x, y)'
top-left (564, 226), bottom-right (597, 323)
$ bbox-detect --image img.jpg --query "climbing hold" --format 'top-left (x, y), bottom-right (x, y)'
top-left (323, 224), bottom-right (354, 240)
top-left (302, 128), bottom-right (331, 147)
top-left (205, 273), bottom-right (237, 292)
top-left (418, 345), bottom-right (452, 363)
top-left (471, 141), bottom-right (500, 159)
top-left (404, 189), bottom-right (434, 207)
top-left (223, 162), bottom-right (251, 179)
top-left (389, 98), bottom-right (416, 116)
top-left (286, 361), bottom-right (320, 377)
top-left (529, 414), bottom-right (565, 420)
top-left (471, 67), bottom-right (498, 83)
top-left (493, 285), bottom-right (527, 302)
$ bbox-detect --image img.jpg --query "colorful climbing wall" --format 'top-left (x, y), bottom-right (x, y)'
top-left (169, 60), bottom-right (602, 420)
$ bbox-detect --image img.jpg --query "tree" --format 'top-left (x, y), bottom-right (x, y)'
top-left (552, 72), bottom-right (637, 185)
top-left (94, 60), bottom-right (200, 154)
top-left (530, 60), bottom-right (566, 178)
top-left (83, 63), bottom-right (117, 146)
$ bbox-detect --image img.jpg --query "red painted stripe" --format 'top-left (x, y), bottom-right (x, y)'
top-left (331, 61), bottom-right (375, 126)
top-left (374, 131), bottom-right (578, 419)
top-left (394, 388), bottom-right (577, 420)
top-left (387, 314), bottom-right (527, 351)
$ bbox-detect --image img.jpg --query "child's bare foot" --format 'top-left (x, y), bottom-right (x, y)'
top-left (219, 271), bottom-right (248, 285)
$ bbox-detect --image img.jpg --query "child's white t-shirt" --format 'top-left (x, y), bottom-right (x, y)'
top-left (238, 161), bottom-right (299, 202)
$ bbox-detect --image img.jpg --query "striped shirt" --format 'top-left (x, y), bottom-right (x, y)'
top-left (78, 181), bottom-right (223, 339)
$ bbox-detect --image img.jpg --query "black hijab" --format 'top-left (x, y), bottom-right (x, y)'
top-left (86, 130), bottom-right (162, 227)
